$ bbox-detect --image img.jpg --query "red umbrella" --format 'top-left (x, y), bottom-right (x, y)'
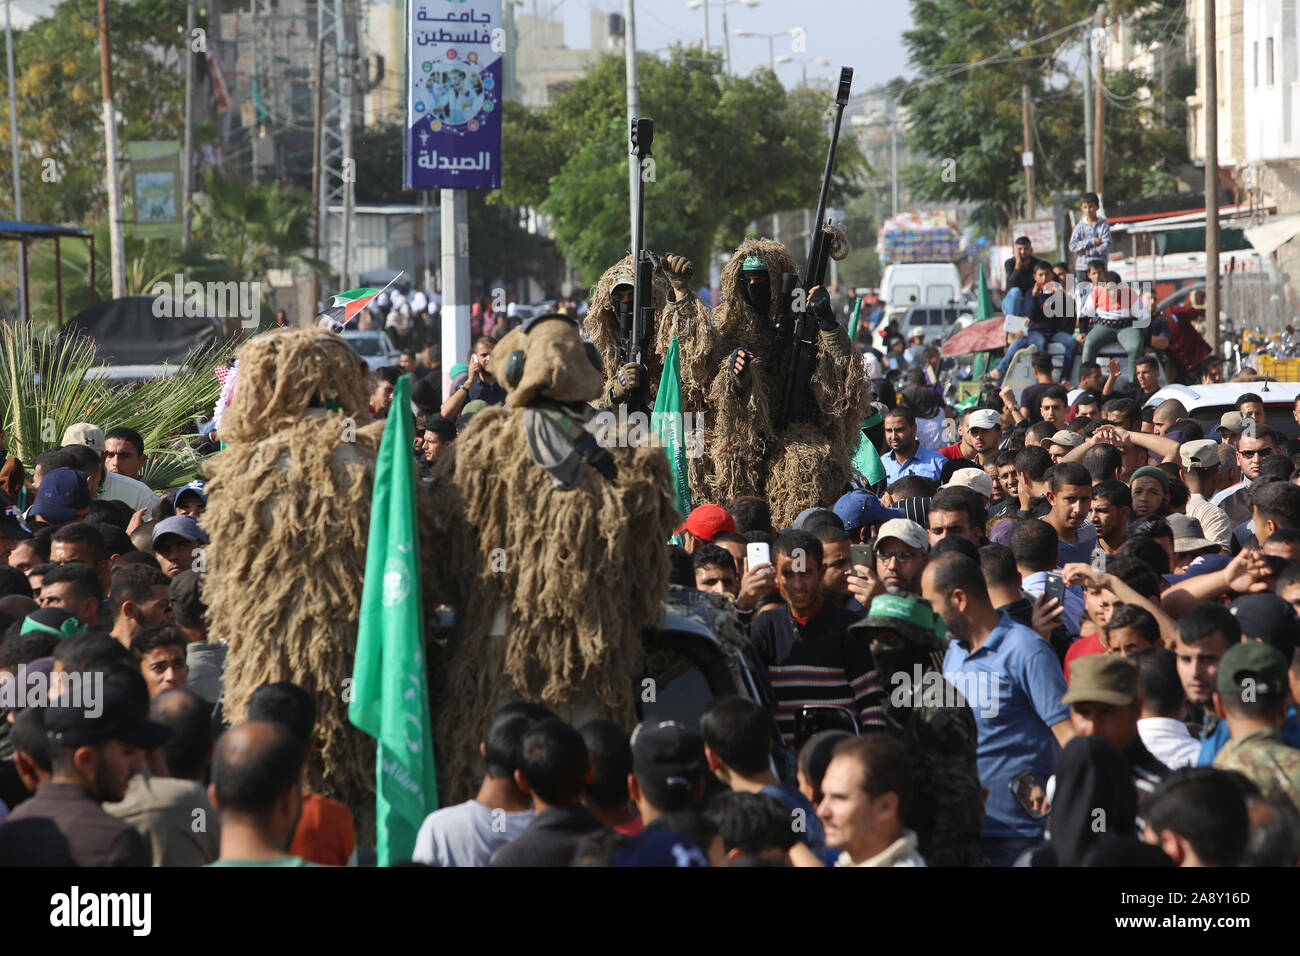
top-left (941, 316), bottom-right (1007, 357)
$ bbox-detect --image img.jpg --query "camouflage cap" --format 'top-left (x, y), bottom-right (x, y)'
top-left (1061, 653), bottom-right (1138, 708)
top-left (851, 593), bottom-right (947, 651)
top-left (1216, 641), bottom-right (1289, 698)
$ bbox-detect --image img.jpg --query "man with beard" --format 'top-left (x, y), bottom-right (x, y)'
top-left (924, 552), bottom-right (1074, 866)
top-left (703, 238), bottom-right (868, 528)
top-left (0, 668), bottom-right (169, 866)
top-left (938, 408), bottom-right (1003, 467)
top-left (849, 593), bottom-right (984, 865)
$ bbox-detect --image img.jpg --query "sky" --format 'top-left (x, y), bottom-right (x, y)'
top-left (548, 0), bottom-right (916, 91)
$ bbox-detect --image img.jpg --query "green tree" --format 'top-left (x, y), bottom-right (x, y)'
top-left (892, 0), bottom-right (1190, 231)
top-left (499, 47), bottom-right (866, 284)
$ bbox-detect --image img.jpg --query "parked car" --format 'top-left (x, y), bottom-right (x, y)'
top-left (339, 330), bottom-right (399, 372)
top-left (1142, 382), bottom-right (1300, 440)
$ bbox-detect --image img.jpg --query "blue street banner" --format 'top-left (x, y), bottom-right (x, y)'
top-left (405, 0), bottom-right (502, 190)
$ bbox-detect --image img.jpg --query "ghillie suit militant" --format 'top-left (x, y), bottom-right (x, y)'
top-left (204, 330), bottom-right (382, 841)
top-left (584, 253), bottom-right (718, 413)
top-left (425, 312), bottom-right (677, 801)
top-left (702, 236), bottom-right (869, 528)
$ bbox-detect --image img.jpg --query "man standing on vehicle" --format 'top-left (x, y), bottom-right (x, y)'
top-left (1002, 237), bottom-right (1052, 318)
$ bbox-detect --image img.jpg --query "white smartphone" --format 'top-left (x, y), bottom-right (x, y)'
top-left (746, 542), bottom-right (771, 571)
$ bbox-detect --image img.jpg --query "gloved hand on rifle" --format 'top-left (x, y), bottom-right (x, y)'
top-left (610, 362), bottom-right (645, 401)
top-left (664, 254), bottom-right (695, 301)
top-left (807, 285), bottom-right (839, 333)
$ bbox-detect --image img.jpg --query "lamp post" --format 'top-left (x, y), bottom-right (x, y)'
top-left (734, 25), bottom-right (800, 73)
top-left (775, 53), bottom-right (830, 86)
top-left (688, 0), bottom-right (757, 75)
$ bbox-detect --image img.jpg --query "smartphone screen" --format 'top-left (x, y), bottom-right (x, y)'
top-left (850, 543), bottom-right (873, 578)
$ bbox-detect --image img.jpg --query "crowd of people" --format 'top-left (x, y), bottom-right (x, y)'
top-left (2, 211), bottom-right (1300, 870)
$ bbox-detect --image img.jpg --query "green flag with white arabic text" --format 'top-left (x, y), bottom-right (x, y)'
top-left (349, 374), bottom-right (438, 865)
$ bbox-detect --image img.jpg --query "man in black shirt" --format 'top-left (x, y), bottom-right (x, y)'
top-left (1002, 236), bottom-right (1052, 317)
top-left (0, 668), bottom-right (168, 866)
top-left (746, 530), bottom-right (887, 749)
top-left (488, 718), bottom-right (604, 867)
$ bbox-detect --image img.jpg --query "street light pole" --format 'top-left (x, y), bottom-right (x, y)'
top-left (721, 2), bottom-right (731, 74)
top-left (5, 0), bottom-right (24, 318)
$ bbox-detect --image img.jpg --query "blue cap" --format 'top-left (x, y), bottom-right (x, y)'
top-left (832, 490), bottom-right (903, 533)
top-left (151, 515), bottom-right (209, 546)
top-left (1162, 552), bottom-right (1231, 585)
top-left (173, 480), bottom-right (207, 507)
top-left (31, 467), bottom-right (91, 525)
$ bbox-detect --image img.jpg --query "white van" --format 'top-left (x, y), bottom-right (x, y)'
top-left (879, 262), bottom-right (962, 327)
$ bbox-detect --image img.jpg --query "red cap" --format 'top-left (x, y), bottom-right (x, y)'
top-left (677, 504), bottom-right (736, 542)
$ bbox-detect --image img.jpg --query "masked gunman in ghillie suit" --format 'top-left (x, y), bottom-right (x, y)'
top-left (849, 594), bottom-right (985, 867)
top-left (584, 253), bottom-right (718, 412)
top-left (204, 330), bottom-right (382, 840)
top-left (425, 312), bottom-right (677, 801)
top-left (703, 237), bottom-right (869, 528)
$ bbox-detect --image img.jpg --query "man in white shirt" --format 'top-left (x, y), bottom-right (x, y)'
top-left (412, 704), bottom-right (543, 866)
top-left (1134, 647), bottom-right (1200, 771)
top-left (1179, 440), bottom-right (1232, 549)
top-left (818, 735), bottom-right (926, 867)
top-left (61, 423), bottom-right (160, 514)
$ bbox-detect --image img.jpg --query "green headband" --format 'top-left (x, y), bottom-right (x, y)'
top-left (861, 411), bottom-right (884, 430)
top-left (20, 616), bottom-right (87, 641)
top-left (742, 255), bottom-right (765, 271)
top-left (863, 594), bottom-right (947, 642)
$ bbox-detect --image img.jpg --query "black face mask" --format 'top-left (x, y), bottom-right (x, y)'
top-left (613, 297), bottom-right (633, 329)
top-left (740, 273), bottom-right (771, 321)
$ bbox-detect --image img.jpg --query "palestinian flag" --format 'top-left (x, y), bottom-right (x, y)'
top-left (318, 287), bottom-right (383, 333)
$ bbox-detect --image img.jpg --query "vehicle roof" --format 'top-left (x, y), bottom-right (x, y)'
top-left (1143, 382), bottom-right (1300, 409)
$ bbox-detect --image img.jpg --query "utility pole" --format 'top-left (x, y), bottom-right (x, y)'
top-left (1083, 23), bottom-right (1094, 193)
top-left (1205, 0), bottom-right (1220, 351)
top-left (624, 0), bottom-right (639, 235)
top-left (182, 0), bottom-right (194, 248)
top-left (440, 189), bottom-right (469, 399)
top-left (311, 35), bottom-right (324, 312)
top-left (721, 2), bottom-right (731, 75)
top-left (1022, 84), bottom-right (1035, 219)
top-left (6, 0), bottom-right (24, 318)
top-left (97, 0), bottom-right (126, 298)
top-left (702, 0), bottom-right (710, 55)
top-left (890, 121), bottom-right (899, 216)
top-left (337, 0), bottom-right (352, 292)
top-left (1094, 4), bottom-right (1107, 204)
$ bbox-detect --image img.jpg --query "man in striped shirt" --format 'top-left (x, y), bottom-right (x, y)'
top-left (745, 530), bottom-right (887, 749)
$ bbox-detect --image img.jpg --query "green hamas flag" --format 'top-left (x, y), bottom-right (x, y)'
top-left (976, 263), bottom-right (995, 321)
top-left (848, 296), bottom-right (863, 344)
top-left (851, 419), bottom-right (886, 487)
top-left (349, 374), bottom-right (438, 865)
top-left (654, 337), bottom-right (692, 516)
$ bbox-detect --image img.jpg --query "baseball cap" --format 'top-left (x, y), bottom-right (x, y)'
top-left (1061, 654), bottom-right (1139, 708)
top-left (677, 504), bottom-right (736, 542)
top-left (31, 467), bottom-right (91, 525)
top-left (1049, 430), bottom-right (1085, 449)
top-left (19, 608), bottom-right (87, 640)
top-left (1229, 593), bottom-right (1300, 649)
top-left (612, 270), bottom-right (634, 289)
top-left (1216, 411), bottom-right (1248, 436)
top-left (793, 507), bottom-right (838, 530)
top-left (62, 422), bottom-right (105, 455)
top-left (173, 480), bottom-right (207, 507)
top-left (832, 490), bottom-right (902, 533)
top-left (967, 408), bottom-right (1001, 431)
top-left (1215, 640), bottom-right (1289, 698)
top-left (1180, 439), bottom-right (1221, 469)
top-left (151, 515), bottom-right (209, 547)
top-left (943, 468), bottom-right (994, 500)
top-left (1166, 514), bottom-right (1217, 553)
top-left (630, 720), bottom-right (705, 797)
top-left (169, 569), bottom-right (206, 624)
top-left (852, 593), bottom-right (947, 651)
top-left (44, 673), bottom-right (172, 750)
top-left (875, 518), bottom-right (929, 552)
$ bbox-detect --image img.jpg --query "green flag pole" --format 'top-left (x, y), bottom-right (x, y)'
top-left (349, 374), bottom-right (438, 865)
top-left (654, 337), bottom-right (693, 519)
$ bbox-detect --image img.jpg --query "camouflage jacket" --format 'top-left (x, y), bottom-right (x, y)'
top-left (882, 656), bottom-right (986, 867)
top-left (1214, 725), bottom-right (1300, 815)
